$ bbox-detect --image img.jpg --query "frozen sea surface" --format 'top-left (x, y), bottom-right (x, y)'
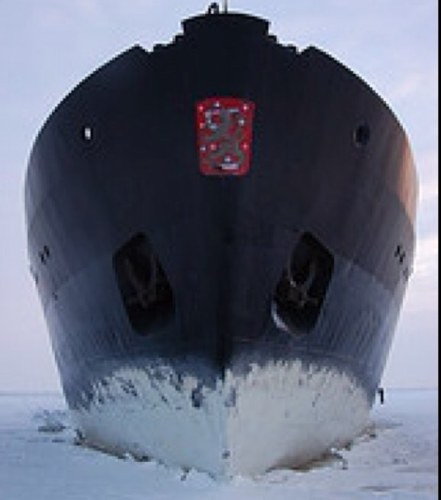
top-left (0, 389), bottom-right (437, 499)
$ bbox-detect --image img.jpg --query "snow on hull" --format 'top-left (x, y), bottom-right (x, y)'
top-left (225, 361), bottom-right (370, 475)
top-left (71, 360), bottom-right (370, 477)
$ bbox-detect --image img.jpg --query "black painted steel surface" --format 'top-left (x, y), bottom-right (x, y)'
top-left (25, 11), bottom-right (417, 414)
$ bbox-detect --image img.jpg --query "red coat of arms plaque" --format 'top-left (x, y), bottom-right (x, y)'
top-left (196, 97), bottom-right (255, 176)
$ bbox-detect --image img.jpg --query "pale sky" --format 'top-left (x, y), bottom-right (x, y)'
top-left (0, 0), bottom-right (438, 391)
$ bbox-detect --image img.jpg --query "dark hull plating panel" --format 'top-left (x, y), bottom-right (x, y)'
top-left (25, 12), bottom-right (417, 470)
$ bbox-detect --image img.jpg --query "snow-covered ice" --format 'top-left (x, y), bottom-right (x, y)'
top-left (0, 389), bottom-right (437, 499)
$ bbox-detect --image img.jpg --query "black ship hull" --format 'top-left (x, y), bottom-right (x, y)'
top-left (25, 11), bottom-right (417, 476)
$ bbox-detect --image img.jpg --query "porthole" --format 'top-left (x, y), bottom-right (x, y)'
top-left (82, 126), bottom-right (93, 141)
top-left (353, 123), bottom-right (370, 147)
top-left (395, 244), bottom-right (406, 264)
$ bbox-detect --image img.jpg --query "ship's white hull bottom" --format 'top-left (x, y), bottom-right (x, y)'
top-left (71, 360), bottom-right (370, 477)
